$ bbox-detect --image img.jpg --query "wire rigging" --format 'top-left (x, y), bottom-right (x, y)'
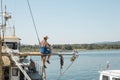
top-left (57, 51), bottom-right (79, 80)
top-left (27, 0), bottom-right (40, 46)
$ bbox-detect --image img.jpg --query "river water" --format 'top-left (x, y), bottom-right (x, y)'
top-left (32, 50), bottom-right (120, 80)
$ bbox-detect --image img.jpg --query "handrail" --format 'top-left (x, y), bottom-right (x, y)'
top-left (35, 60), bottom-right (42, 75)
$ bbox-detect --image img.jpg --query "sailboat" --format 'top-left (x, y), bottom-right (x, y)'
top-left (0, 0), bottom-right (79, 80)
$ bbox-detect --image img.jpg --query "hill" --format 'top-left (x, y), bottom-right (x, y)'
top-left (95, 41), bottom-right (120, 45)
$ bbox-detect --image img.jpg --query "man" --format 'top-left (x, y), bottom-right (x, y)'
top-left (29, 59), bottom-right (36, 73)
top-left (40, 36), bottom-right (52, 68)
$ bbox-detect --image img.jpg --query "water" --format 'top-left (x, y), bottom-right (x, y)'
top-left (31, 50), bottom-right (120, 80)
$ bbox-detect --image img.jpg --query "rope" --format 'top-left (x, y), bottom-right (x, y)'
top-left (26, 0), bottom-right (40, 47)
top-left (26, 1), bottom-right (45, 78)
top-left (62, 62), bottom-right (74, 75)
top-left (57, 52), bottom-right (79, 80)
top-left (57, 62), bottom-right (74, 80)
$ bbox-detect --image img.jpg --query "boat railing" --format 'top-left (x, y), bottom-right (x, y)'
top-left (0, 26), bottom-right (16, 36)
top-left (34, 60), bottom-right (42, 75)
top-left (100, 70), bottom-right (120, 78)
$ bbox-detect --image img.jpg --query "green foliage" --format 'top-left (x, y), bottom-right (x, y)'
top-left (20, 44), bottom-right (39, 52)
top-left (20, 43), bottom-right (120, 52)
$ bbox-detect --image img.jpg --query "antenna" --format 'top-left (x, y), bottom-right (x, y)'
top-left (13, 25), bottom-right (16, 36)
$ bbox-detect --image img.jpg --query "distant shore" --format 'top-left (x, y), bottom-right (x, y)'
top-left (20, 46), bottom-right (120, 52)
top-left (20, 43), bottom-right (120, 52)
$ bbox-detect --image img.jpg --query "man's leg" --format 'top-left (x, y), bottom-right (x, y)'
top-left (47, 54), bottom-right (51, 64)
top-left (42, 55), bottom-right (47, 68)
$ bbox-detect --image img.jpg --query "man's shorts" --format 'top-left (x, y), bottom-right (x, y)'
top-left (40, 47), bottom-right (51, 54)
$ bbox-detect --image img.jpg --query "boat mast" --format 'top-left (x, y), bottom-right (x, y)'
top-left (0, 0), bottom-right (11, 79)
top-left (0, 0), bottom-right (3, 79)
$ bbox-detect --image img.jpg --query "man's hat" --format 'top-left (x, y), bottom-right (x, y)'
top-left (44, 36), bottom-right (48, 39)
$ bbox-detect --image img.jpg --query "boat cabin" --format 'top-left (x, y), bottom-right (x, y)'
top-left (2, 36), bottom-right (21, 53)
top-left (100, 70), bottom-right (120, 80)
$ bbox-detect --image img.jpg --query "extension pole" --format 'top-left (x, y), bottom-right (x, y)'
top-left (42, 62), bottom-right (46, 80)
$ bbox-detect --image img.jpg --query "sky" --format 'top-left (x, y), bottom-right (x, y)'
top-left (1, 0), bottom-right (120, 45)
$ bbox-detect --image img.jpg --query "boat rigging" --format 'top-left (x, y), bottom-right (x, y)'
top-left (27, 0), bottom-right (41, 46)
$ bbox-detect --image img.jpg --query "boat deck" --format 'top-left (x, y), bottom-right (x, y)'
top-left (100, 70), bottom-right (120, 78)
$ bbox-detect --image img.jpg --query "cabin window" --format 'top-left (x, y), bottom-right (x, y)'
top-left (112, 78), bottom-right (120, 80)
top-left (12, 68), bottom-right (18, 76)
top-left (6, 42), bottom-right (17, 49)
top-left (103, 75), bottom-right (110, 80)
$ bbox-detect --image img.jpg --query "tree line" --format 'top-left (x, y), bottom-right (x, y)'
top-left (20, 44), bottom-right (120, 52)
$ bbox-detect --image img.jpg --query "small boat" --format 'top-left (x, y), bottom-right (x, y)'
top-left (99, 62), bottom-right (120, 80)
top-left (99, 70), bottom-right (120, 80)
